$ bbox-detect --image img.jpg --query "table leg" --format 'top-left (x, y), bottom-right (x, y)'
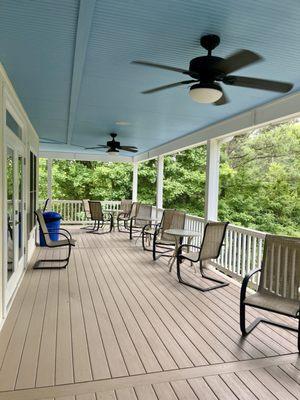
top-left (168, 237), bottom-right (179, 272)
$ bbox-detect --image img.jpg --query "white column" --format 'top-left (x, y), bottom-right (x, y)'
top-left (47, 158), bottom-right (52, 210)
top-left (204, 139), bottom-right (220, 222)
top-left (132, 161), bottom-right (138, 202)
top-left (156, 155), bottom-right (164, 210)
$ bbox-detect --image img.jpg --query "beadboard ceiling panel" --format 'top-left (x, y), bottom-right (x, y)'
top-left (1, 0), bottom-right (300, 155)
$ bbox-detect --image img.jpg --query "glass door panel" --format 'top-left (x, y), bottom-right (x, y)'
top-left (6, 147), bottom-right (15, 281)
top-left (18, 155), bottom-right (24, 261)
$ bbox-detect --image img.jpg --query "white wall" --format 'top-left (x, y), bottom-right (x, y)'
top-left (0, 64), bottom-right (39, 323)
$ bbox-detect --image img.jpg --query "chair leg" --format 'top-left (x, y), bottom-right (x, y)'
top-left (130, 220), bottom-right (133, 240)
top-left (152, 238), bottom-right (157, 260)
top-left (240, 303), bottom-right (300, 348)
top-left (177, 259), bottom-right (229, 292)
top-left (199, 267), bottom-right (229, 291)
top-left (240, 301), bottom-right (247, 335)
top-left (142, 230), bottom-right (146, 250)
top-left (298, 317), bottom-right (300, 352)
top-left (34, 244), bottom-right (72, 269)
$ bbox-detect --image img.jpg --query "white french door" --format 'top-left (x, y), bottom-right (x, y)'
top-left (5, 129), bottom-right (25, 306)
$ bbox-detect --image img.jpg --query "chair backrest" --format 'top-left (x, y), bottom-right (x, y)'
top-left (160, 209), bottom-right (186, 242)
top-left (199, 222), bottom-right (229, 261)
top-left (134, 204), bottom-right (152, 227)
top-left (88, 201), bottom-right (104, 221)
top-left (35, 209), bottom-right (51, 246)
top-left (129, 202), bottom-right (140, 219)
top-left (121, 199), bottom-right (132, 215)
top-left (82, 199), bottom-right (91, 219)
top-left (258, 235), bottom-right (300, 300)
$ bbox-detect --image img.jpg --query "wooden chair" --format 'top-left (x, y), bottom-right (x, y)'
top-left (35, 209), bottom-right (76, 269)
top-left (240, 234), bottom-right (300, 351)
top-left (88, 201), bottom-right (113, 234)
top-left (176, 222), bottom-right (229, 291)
top-left (142, 209), bottom-right (186, 260)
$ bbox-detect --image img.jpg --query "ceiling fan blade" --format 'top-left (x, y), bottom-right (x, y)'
top-left (119, 146), bottom-right (138, 152)
top-left (216, 50), bottom-right (263, 74)
top-left (84, 145), bottom-right (108, 150)
top-left (142, 80), bottom-right (197, 94)
top-left (213, 91), bottom-right (229, 106)
top-left (223, 75), bottom-right (293, 93)
top-left (132, 60), bottom-right (191, 75)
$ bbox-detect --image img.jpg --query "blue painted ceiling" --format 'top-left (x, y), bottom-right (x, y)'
top-left (1, 0), bottom-right (300, 156)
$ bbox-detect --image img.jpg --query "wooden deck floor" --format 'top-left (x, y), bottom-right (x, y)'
top-left (0, 227), bottom-right (299, 400)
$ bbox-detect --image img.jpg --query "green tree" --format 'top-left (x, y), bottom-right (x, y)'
top-left (38, 121), bottom-right (300, 236)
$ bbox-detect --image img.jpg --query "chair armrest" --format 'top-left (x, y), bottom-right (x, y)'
top-left (240, 268), bottom-right (262, 303)
top-left (177, 243), bottom-right (202, 255)
top-left (43, 231), bottom-right (71, 245)
top-left (48, 228), bottom-right (72, 239)
top-left (117, 212), bottom-right (128, 219)
top-left (104, 212), bottom-right (113, 220)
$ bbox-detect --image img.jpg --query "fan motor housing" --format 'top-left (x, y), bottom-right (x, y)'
top-left (189, 56), bottom-right (224, 80)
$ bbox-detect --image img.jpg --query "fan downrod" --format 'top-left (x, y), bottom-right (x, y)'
top-left (200, 34), bottom-right (220, 55)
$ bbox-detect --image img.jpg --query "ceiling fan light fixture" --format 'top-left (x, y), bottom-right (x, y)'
top-left (189, 82), bottom-right (223, 103)
top-left (107, 148), bottom-right (119, 156)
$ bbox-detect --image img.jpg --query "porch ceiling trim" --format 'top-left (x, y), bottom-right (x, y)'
top-left (134, 90), bottom-right (300, 162)
top-left (39, 151), bottom-right (132, 163)
top-left (41, 89), bottom-right (300, 163)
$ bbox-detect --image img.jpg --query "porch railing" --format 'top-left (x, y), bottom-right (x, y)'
top-left (153, 207), bottom-right (264, 284)
top-left (39, 199), bottom-right (265, 284)
top-left (38, 199), bottom-right (121, 223)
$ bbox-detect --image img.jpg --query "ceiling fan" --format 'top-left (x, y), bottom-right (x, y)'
top-left (85, 133), bottom-right (138, 154)
top-left (132, 34), bottom-right (293, 105)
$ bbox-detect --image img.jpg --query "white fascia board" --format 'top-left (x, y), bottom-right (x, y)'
top-left (134, 91), bottom-right (300, 162)
top-left (0, 64), bottom-right (39, 143)
top-left (39, 151), bottom-right (133, 163)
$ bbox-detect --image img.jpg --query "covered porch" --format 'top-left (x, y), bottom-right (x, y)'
top-left (0, 0), bottom-right (300, 398)
top-left (0, 227), bottom-right (299, 400)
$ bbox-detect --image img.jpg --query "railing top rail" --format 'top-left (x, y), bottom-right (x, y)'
top-left (38, 200), bottom-right (267, 239)
top-left (226, 223), bottom-right (267, 238)
top-left (40, 199), bottom-right (122, 204)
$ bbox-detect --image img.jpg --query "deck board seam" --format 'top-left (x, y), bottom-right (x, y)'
top-left (0, 354), bottom-right (298, 400)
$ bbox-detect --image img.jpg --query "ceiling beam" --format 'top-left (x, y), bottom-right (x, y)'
top-left (39, 151), bottom-right (133, 163)
top-left (66, 0), bottom-right (96, 145)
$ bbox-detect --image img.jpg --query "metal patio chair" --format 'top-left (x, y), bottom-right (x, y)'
top-left (117, 202), bottom-right (140, 231)
top-left (81, 199), bottom-right (95, 230)
top-left (240, 234), bottom-right (300, 351)
top-left (117, 199), bottom-right (132, 220)
top-left (88, 201), bottom-right (113, 234)
top-left (128, 204), bottom-right (153, 240)
top-left (35, 209), bottom-right (76, 269)
top-left (142, 209), bottom-right (186, 260)
top-left (176, 221), bottom-right (229, 291)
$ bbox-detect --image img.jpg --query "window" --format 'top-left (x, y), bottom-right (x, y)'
top-left (6, 110), bottom-right (22, 139)
top-left (28, 151), bottom-right (37, 234)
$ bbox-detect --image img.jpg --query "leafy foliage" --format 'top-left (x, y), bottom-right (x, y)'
top-left (218, 122), bottom-right (300, 235)
top-left (39, 160), bottom-right (133, 201)
top-left (39, 121), bottom-right (300, 236)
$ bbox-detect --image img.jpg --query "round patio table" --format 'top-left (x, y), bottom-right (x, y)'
top-left (164, 228), bottom-right (202, 272)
